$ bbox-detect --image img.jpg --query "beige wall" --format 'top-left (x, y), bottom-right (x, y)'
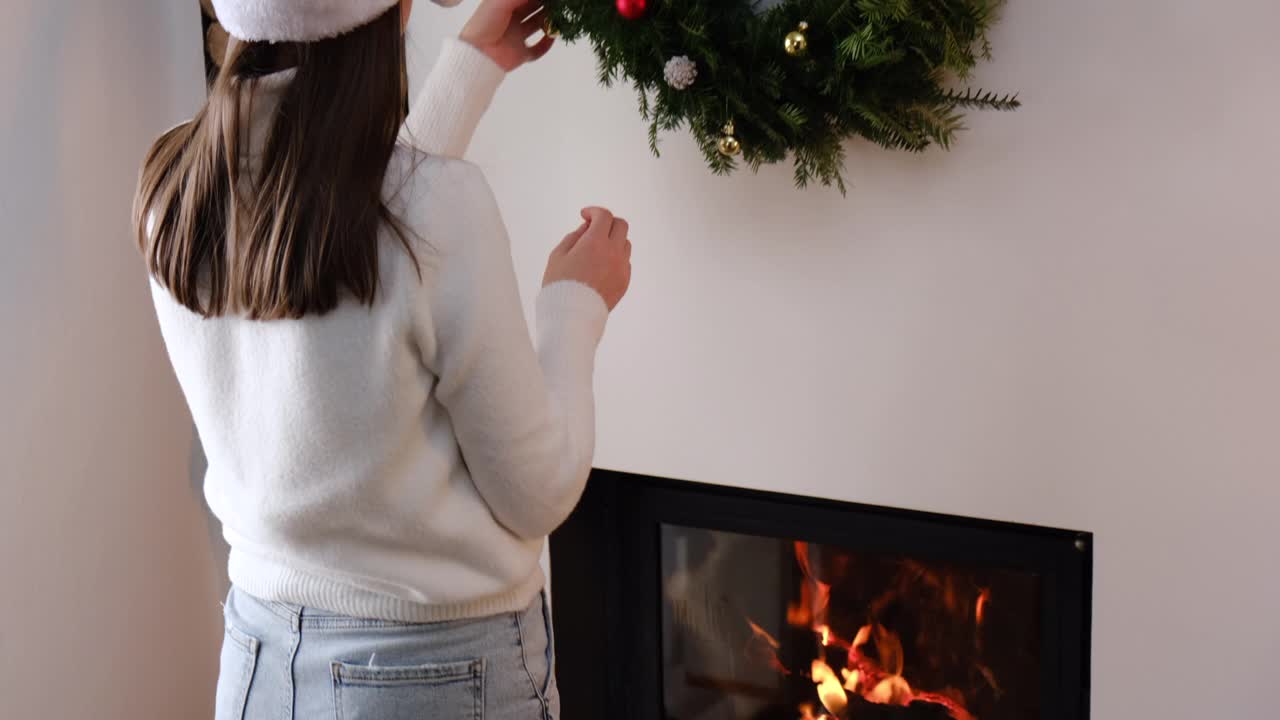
top-left (1, 0), bottom-right (1274, 716)
top-left (411, 1), bottom-right (1280, 717)
top-left (0, 1), bottom-right (221, 717)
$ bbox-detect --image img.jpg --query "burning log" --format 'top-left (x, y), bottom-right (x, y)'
top-left (842, 696), bottom-right (960, 719)
top-left (802, 695), bottom-right (961, 720)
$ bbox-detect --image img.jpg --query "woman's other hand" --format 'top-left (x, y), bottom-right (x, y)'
top-left (544, 208), bottom-right (633, 311)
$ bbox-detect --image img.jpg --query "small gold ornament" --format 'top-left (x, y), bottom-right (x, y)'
top-left (717, 122), bottom-right (742, 157)
top-left (543, 16), bottom-right (560, 38)
top-left (784, 21), bottom-right (810, 57)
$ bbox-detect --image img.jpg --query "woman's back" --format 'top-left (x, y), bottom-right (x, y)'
top-left (156, 147), bottom-right (517, 616)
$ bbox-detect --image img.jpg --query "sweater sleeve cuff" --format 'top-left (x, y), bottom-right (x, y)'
top-left (535, 281), bottom-right (609, 375)
top-left (402, 37), bottom-right (506, 159)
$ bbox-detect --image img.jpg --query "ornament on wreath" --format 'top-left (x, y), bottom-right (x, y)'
top-left (717, 122), bottom-right (742, 157)
top-left (663, 55), bottom-right (698, 90)
top-left (615, 0), bottom-right (646, 20)
top-left (546, 0), bottom-right (1020, 192)
top-left (784, 21), bottom-right (809, 57)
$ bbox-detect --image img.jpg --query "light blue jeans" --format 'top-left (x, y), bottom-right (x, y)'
top-left (216, 587), bottom-right (560, 720)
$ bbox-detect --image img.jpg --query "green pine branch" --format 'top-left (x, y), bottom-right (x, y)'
top-left (941, 87), bottom-right (1021, 110)
top-left (547, 0), bottom-right (1016, 191)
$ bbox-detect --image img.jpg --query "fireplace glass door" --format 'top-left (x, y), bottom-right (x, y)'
top-left (660, 525), bottom-right (1041, 720)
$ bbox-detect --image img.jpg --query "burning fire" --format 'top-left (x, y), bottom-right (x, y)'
top-left (801, 629), bottom-right (974, 720)
top-left (765, 542), bottom-right (981, 720)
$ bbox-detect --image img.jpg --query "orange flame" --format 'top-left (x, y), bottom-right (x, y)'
top-left (852, 623), bottom-right (905, 677)
top-left (841, 667), bottom-right (860, 692)
top-left (747, 619), bottom-right (781, 649)
top-left (811, 659), bottom-right (848, 718)
top-left (745, 619), bottom-right (792, 676)
top-left (976, 588), bottom-right (990, 625)
top-left (788, 543), bottom-right (832, 630)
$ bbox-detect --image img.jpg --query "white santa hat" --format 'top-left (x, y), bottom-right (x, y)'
top-left (213, 0), bottom-right (463, 43)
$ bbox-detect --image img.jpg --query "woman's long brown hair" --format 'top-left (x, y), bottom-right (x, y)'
top-left (133, 7), bottom-right (414, 320)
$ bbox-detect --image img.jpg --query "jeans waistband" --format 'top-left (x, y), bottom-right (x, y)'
top-left (229, 584), bottom-right (542, 632)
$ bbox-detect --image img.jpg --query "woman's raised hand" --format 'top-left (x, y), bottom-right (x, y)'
top-left (459, 0), bottom-right (555, 72)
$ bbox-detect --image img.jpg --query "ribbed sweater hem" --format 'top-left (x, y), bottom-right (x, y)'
top-left (228, 550), bottom-right (546, 623)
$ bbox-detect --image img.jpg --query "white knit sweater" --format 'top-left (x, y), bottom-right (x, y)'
top-left (150, 40), bottom-right (607, 622)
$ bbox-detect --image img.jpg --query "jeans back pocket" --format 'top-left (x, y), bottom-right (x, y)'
top-left (215, 624), bottom-right (260, 720)
top-left (331, 658), bottom-right (484, 720)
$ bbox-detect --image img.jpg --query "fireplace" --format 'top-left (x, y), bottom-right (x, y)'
top-left (549, 470), bottom-right (1091, 720)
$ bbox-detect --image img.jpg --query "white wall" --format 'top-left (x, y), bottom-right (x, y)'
top-left (412, 1), bottom-right (1280, 717)
top-left (0, 2), bottom-right (221, 717)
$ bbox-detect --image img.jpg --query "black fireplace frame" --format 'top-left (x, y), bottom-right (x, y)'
top-left (549, 469), bottom-right (1091, 720)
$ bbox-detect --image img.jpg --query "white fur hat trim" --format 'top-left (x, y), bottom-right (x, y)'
top-left (213, 0), bottom-right (462, 43)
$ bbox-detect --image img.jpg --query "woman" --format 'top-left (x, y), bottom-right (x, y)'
top-left (134, 0), bottom-right (632, 717)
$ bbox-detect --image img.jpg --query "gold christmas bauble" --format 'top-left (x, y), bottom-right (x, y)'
top-left (717, 123), bottom-right (742, 157)
top-left (784, 21), bottom-right (810, 56)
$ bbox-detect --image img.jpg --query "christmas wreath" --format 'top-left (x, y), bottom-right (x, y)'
top-left (544, 0), bottom-right (1019, 192)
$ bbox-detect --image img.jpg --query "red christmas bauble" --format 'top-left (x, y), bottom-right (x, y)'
top-left (616, 0), bottom-right (647, 20)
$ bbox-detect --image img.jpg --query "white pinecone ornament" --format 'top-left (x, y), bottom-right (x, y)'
top-left (663, 55), bottom-right (698, 90)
